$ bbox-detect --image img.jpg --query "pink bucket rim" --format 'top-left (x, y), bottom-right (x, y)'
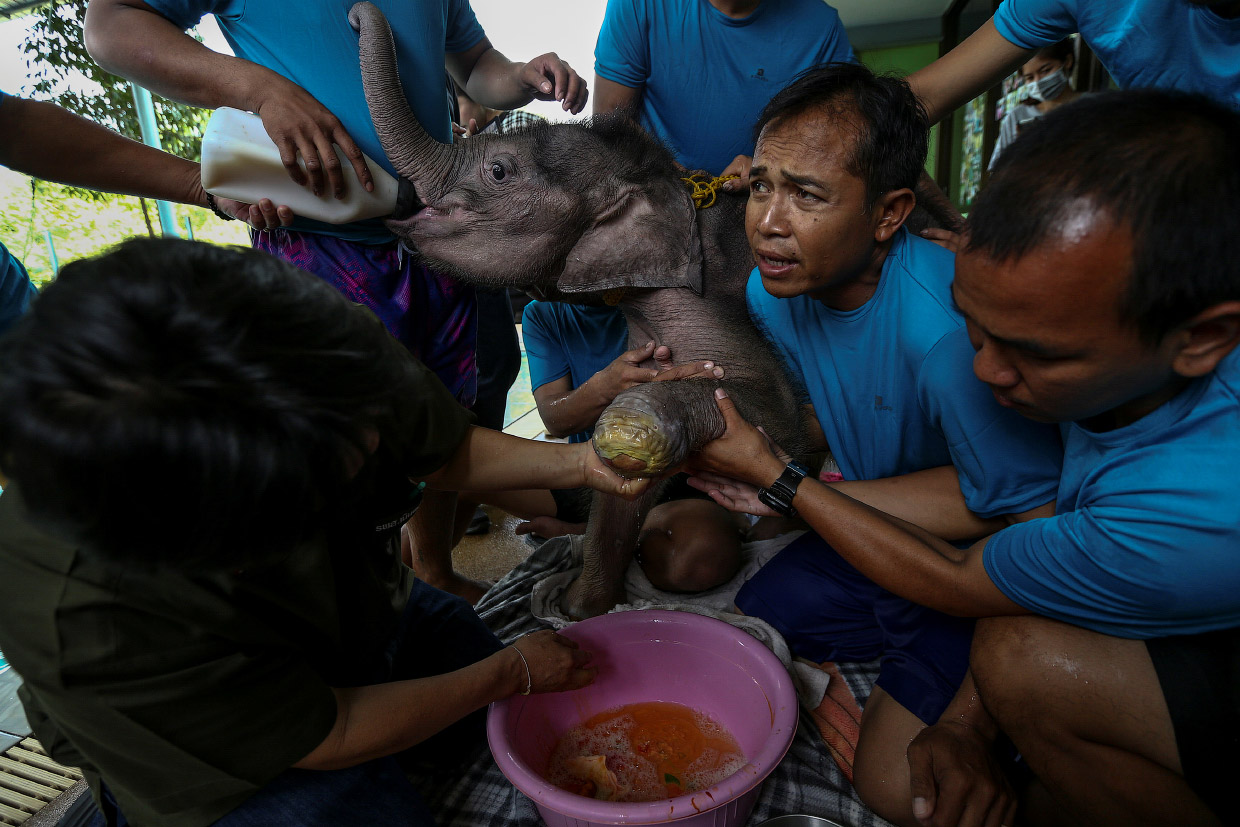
top-left (487, 609), bottom-right (799, 824)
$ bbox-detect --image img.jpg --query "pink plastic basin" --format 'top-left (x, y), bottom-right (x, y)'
top-left (487, 609), bottom-right (798, 827)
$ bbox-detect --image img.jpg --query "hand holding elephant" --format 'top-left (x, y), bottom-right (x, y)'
top-left (688, 389), bottom-right (789, 490)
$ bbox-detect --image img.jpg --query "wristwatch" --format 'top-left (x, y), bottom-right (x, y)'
top-left (757, 460), bottom-right (809, 517)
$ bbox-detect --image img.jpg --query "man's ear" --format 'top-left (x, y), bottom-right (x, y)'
top-left (872, 187), bottom-right (916, 244)
top-left (1171, 301), bottom-right (1240, 378)
top-left (558, 186), bottom-right (703, 295)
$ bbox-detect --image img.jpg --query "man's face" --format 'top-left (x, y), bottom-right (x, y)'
top-left (953, 210), bottom-right (1184, 429)
top-left (745, 109), bottom-right (883, 304)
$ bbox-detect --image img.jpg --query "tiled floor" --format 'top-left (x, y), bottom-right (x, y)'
top-left (0, 665), bottom-right (30, 754)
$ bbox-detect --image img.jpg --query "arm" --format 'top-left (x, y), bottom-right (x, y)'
top-left (592, 76), bottom-right (642, 117)
top-left (296, 630), bottom-right (592, 770)
top-left (0, 96), bottom-right (290, 228)
top-left (534, 341), bottom-right (723, 438)
top-left (420, 425), bottom-right (648, 500)
top-left (84, 0), bottom-right (373, 198)
top-left (905, 669), bottom-right (1017, 827)
top-left (692, 389), bottom-right (1028, 617)
top-left (446, 38), bottom-right (588, 115)
top-left (906, 19), bottom-right (1031, 125)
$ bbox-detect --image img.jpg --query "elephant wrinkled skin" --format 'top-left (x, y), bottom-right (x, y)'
top-left (351, 1), bottom-right (817, 617)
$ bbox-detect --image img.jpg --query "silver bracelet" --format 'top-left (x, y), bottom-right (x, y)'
top-left (511, 645), bottom-right (532, 696)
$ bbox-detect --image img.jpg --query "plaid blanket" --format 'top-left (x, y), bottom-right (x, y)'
top-left (421, 538), bottom-right (894, 827)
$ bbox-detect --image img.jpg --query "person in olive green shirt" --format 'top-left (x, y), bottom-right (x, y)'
top-left (0, 239), bottom-right (646, 827)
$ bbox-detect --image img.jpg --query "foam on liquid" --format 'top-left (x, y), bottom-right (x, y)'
top-left (545, 701), bottom-right (747, 802)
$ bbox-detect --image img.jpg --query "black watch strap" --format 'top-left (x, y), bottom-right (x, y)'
top-left (758, 460), bottom-right (808, 517)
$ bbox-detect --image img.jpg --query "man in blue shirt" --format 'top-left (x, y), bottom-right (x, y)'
top-left (593, 0), bottom-right (854, 176)
top-left (693, 90), bottom-right (1240, 826)
top-left (908, 0), bottom-right (1239, 129)
top-left (694, 63), bottom-right (1062, 825)
top-left (84, 0), bottom-right (588, 604)
top-left (522, 300), bottom-right (631, 444)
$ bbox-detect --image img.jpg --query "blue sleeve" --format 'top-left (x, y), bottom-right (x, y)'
top-left (983, 444), bottom-right (1240, 637)
top-left (992, 0), bottom-right (1079, 50)
top-left (444, 0), bottom-right (487, 54)
top-left (819, 6), bottom-right (856, 65)
top-left (594, 0), bottom-right (650, 88)
top-left (520, 302), bottom-right (572, 391)
top-left (141, 0), bottom-right (235, 30)
top-left (0, 241), bottom-right (36, 338)
top-left (918, 328), bottom-right (1062, 518)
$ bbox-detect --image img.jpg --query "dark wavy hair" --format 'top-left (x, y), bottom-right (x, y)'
top-left (754, 61), bottom-right (930, 204)
top-left (0, 238), bottom-right (438, 566)
top-left (967, 90), bottom-right (1240, 344)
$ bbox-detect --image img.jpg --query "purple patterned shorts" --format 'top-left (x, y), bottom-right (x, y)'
top-left (253, 228), bottom-right (477, 406)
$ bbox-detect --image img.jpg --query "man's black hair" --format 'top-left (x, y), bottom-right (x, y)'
top-left (753, 61), bottom-right (929, 204)
top-left (0, 239), bottom-right (440, 565)
top-left (967, 90), bottom-right (1240, 344)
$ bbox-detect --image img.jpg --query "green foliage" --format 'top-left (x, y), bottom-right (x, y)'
top-left (20, 1), bottom-right (209, 170)
top-left (0, 169), bottom-right (251, 288)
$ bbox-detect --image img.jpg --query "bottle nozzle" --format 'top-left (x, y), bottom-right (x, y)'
top-left (391, 178), bottom-right (422, 221)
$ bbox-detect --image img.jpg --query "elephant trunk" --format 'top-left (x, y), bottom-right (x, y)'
top-left (349, 1), bottom-right (455, 202)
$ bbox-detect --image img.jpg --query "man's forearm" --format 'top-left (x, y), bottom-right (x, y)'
top-left (829, 466), bottom-right (1005, 542)
top-left (295, 648), bottom-right (522, 770)
top-left (85, 0), bottom-right (280, 112)
top-left (537, 383), bottom-right (611, 438)
top-left (459, 46), bottom-right (532, 112)
top-left (0, 97), bottom-right (205, 207)
top-left (784, 469), bottom-right (1023, 616)
top-left (422, 426), bottom-right (587, 492)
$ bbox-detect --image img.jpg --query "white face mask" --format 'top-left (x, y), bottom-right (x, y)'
top-left (1027, 68), bottom-right (1069, 103)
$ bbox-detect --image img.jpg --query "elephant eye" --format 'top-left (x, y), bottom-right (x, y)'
top-left (490, 161), bottom-right (507, 181)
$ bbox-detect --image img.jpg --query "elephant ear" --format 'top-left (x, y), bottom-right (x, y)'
top-left (557, 185), bottom-right (703, 296)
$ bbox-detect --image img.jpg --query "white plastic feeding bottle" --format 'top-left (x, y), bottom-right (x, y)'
top-left (201, 107), bottom-right (416, 224)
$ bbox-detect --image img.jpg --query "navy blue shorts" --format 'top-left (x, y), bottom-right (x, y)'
top-left (736, 531), bottom-right (973, 725)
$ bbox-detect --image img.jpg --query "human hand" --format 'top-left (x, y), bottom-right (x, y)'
top-left (214, 196), bottom-right (295, 231)
top-left (253, 83), bottom-right (374, 199)
top-left (688, 388), bottom-right (786, 487)
top-left (579, 442), bottom-right (652, 497)
top-left (515, 515), bottom-right (586, 538)
top-left (719, 155), bottom-right (752, 192)
top-left (906, 721), bottom-right (1017, 827)
top-left (587, 341), bottom-right (663, 404)
top-left (651, 345), bottom-right (725, 382)
top-left (518, 53), bottom-right (588, 114)
top-left (686, 470), bottom-right (781, 518)
top-left (509, 630), bottom-right (595, 694)
top-left (919, 227), bottom-right (967, 254)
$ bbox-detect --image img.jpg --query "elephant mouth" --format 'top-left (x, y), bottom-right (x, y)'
top-left (392, 203), bottom-right (470, 239)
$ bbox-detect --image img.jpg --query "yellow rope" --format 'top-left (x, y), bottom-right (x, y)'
top-left (680, 173), bottom-right (738, 209)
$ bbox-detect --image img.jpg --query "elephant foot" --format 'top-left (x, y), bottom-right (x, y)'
top-left (592, 404), bottom-right (680, 479)
top-left (561, 571), bottom-right (627, 620)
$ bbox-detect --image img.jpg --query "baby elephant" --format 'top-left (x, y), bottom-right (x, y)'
top-left (351, 2), bottom-right (816, 617)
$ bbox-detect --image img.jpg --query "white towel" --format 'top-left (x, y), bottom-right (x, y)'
top-left (529, 532), bottom-right (831, 709)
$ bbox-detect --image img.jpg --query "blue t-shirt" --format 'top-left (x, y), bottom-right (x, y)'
top-left (0, 93), bottom-right (38, 333)
top-left (747, 229), bottom-right (1062, 518)
top-left (994, 0), bottom-right (1240, 109)
top-left (984, 349), bottom-right (1240, 639)
top-left (594, 0), bottom-right (854, 174)
top-left (521, 301), bottom-right (628, 443)
top-left (0, 240), bottom-right (35, 337)
top-left (148, 0), bottom-right (486, 243)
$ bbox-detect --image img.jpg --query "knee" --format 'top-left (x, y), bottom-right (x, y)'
top-left (971, 615), bottom-right (1075, 743)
